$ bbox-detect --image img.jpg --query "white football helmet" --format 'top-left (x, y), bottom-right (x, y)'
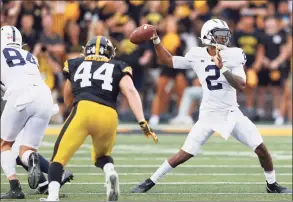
top-left (1, 26), bottom-right (22, 49)
top-left (200, 19), bottom-right (231, 50)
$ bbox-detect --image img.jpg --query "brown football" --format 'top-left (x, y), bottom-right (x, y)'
top-left (130, 24), bottom-right (156, 44)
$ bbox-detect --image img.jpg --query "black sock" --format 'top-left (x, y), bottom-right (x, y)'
top-left (95, 156), bottom-right (114, 169)
top-left (16, 156), bottom-right (28, 171)
top-left (39, 154), bottom-right (50, 174)
top-left (9, 180), bottom-right (21, 191)
top-left (17, 154), bottom-right (49, 174)
top-left (48, 162), bottom-right (63, 184)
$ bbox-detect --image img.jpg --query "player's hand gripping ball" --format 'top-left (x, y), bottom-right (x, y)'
top-left (130, 24), bottom-right (156, 44)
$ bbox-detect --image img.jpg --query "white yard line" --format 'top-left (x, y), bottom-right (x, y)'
top-left (2, 192), bottom-right (292, 195)
top-left (2, 182), bottom-right (291, 185)
top-left (2, 173), bottom-right (292, 176)
top-left (62, 164), bottom-right (292, 168)
top-left (47, 123), bottom-right (293, 128)
top-left (38, 156), bottom-right (291, 161)
top-left (39, 146), bottom-right (292, 156)
top-left (55, 192), bottom-right (293, 195)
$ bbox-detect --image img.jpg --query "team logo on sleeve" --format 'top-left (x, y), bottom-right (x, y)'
top-left (122, 66), bottom-right (133, 75)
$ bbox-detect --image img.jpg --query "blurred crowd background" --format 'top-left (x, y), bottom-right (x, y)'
top-left (1, 0), bottom-right (292, 125)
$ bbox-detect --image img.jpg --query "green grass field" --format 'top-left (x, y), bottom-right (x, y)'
top-left (1, 135), bottom-right (292, 201)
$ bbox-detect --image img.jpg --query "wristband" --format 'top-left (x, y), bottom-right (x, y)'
top-left (138, 119), bottom-right (146, 124)
top-left (220, 66), bottom-right (229, 74)
top-left (153, 37), bottom-right (161, 45)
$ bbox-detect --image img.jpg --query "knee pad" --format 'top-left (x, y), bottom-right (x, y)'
top-left (95, 156), bottom-right (114, 169)
top-left (48, 162), bottom-right (64, 183)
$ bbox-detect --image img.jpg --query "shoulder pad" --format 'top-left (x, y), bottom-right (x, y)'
top-left (185, 47), bottom-right (208, 60)
top-left (221, 47), bottom-right (247, 67)
top-left (112, 60), bottom-right (133, 75)
top-left (121, 63), bottom-right (133, 76)
top-left (64, 57), bottom-right (84, 73)
top-left (63, 60), bottom-right (69, 73)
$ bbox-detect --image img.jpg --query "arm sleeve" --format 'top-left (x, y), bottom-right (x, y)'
top-left (172, 56), bottom-right (193, 69)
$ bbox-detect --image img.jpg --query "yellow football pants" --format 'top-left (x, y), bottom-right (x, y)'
top-left (51, 100), bottom-right (118, 166)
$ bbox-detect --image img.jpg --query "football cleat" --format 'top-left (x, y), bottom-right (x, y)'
top-left (28, 152), bottom-right (42, 189)
top-left (61, 170), bottom-right (74, 186)
top-left (131, 178), bottom-right (155, 193)
top-left (32, 184), bottom-right (48, 195)
top-left (32, 170), bottom-right (74, 195)
top-left (1, 188), bottom-right (25, 199)
top-left (106, 171), bottom-right (120, 201)
top-left (266, 181), bottom-right (292, 193)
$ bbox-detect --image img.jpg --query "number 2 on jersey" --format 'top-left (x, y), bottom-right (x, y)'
top-left (205, 65), bottom-right (223, 91)
top-left (74, 62), bottom-right (114, 91)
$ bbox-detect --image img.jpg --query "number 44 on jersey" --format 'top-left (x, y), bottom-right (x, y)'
top-left (74, 62), bottom-right (114, 91)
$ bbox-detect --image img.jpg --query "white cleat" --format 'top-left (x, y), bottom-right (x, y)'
top-left (106, 171), bottom-right (120, 201)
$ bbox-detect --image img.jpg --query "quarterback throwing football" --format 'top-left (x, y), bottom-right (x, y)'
top-left (132, 19), bottom-right (292, 194)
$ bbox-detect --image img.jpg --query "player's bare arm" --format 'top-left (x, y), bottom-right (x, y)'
top-left (152, 35), bottom-right (173, 68)
top-left (119, 75), bottom-right (158, 143)
top-left (222, 70), bottom-right (246, 91)
top-left (213, 49), bottom-right (246, 91)
top-left (63, 79), bottom-right (74, 108)
top-left (119, 75), bottom-right (145, 122)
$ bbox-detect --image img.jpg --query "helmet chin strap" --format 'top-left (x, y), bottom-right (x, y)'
top-left (214, 44), bottom-right (227, 50)
top-left (199, 36), bottom-right (227, 50)
top-left (210, 35), bottom-right (227, 50)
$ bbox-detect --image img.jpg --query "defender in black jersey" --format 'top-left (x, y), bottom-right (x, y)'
top-left (45, 36), bottom-right (158, 201)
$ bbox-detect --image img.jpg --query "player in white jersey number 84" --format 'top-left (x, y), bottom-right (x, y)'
top-left (132, 19), bottom-right (292, 194)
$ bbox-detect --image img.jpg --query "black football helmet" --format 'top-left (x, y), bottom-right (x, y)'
top-left (84, 36), bottom-right (116, 59)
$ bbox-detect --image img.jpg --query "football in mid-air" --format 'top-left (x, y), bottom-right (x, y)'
top-left (130, 24), bottom-right (156, 44)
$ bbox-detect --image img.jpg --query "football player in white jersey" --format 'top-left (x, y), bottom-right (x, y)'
top-left (0, 26), bottom-right (56, 199)
top-left (132, 19), bottom-right (292, 194)
top-left (0, 85), bottom-right (73, 197)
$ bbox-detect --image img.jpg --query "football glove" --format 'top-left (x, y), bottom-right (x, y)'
top-left (139, 120), bottom-right (158, 144)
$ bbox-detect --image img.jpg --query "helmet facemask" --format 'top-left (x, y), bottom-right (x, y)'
top-left (102, 39), bottom-right (116, 59)
top-left (203, 28), bottom-right (232, 50)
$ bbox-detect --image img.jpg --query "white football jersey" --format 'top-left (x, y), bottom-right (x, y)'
top-left (1, 47), bottom-right (42, 92)
top-left (172, 47), bottom-right (246, 112)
